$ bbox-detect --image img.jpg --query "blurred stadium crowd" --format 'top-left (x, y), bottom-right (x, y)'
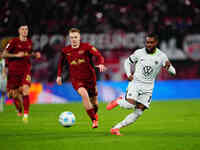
top-left (1, 0), bottom-right (200, 35)
top-left (0, 0), bottom-right (200, 82)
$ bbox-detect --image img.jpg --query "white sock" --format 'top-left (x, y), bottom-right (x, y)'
top-left (0, 96), bottom-right (4, 112)
top-left (117, 97), bottom-right (135, 109)
top-left (113, 109), bottom-right (143, 129)
top-left (24, 114), bottom-right (28, 118)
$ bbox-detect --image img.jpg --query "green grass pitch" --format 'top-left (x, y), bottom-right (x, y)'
top-left (0, 100), bottom-right (200, 150)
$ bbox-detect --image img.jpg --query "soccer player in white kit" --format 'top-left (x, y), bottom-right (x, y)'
top-left (0, 56), bottom-right (7, 112)
top-left (106, 33), bottom-right (176, 136)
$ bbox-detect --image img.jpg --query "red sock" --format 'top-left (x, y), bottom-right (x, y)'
top-left (94, 105), bottom-right (98, 113)
top-left (86, 108), bottom-right (96, 121)
top-left (93, 105), bottom-right (98, 121)
top-left (13, 99), bottom-right (22, 113)
top-left (23, 96), bottom-right (30, 115)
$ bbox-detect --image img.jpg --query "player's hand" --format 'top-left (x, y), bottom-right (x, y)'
top-left (96, 64), bottom-right (106, 72)
top-left (164, 61), bottom-right (171, 70)
top-left (15, 52), bottom-right (25, 57)
top-left (128, 75), bottom-right (133, 81)
top-left (34, 52), bottom-right (41, 59)
top-left (56, 76), bottom-right (62, 85)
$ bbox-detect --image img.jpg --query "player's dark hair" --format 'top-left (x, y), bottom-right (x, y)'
top-left (69, 28), bottom-right (80, 34)
top-left (17, 23), bottom-right (28, 29)
top-left (146, 33), bottom-right (158, 41)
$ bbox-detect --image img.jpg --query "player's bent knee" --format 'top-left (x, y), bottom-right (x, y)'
top-left (136, 104), bottom-right (146, 111)
top-left (22, 85), bottom-right (30, 96)
top-left (7, 90), bottom-right (13, 98)
top-left (77, 87), bottom-right (89, 97)
top-left (126, 98), bottom-right (136, 105)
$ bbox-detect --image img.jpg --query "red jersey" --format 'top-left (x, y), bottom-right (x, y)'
top-left (5, 37), bottom-right (32, 73)
top-left (57, 43), bottom-right (104, 81)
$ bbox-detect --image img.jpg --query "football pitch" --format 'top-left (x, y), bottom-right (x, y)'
top-left (0, 100), bottom-right (200, 150)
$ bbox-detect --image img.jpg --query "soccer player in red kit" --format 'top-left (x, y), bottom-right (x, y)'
top-left (57, 28), bottom-right (106, 128)
top-left (2, 24), bottom-right (40, 123)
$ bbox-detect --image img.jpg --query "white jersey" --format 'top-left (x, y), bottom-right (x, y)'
top-left (125, 48), bottom-right (169, 91)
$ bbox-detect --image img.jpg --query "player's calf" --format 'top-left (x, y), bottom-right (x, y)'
top-left (106, 96), bottom-right (122, 110)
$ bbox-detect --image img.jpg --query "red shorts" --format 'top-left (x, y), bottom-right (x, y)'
top-left (72, 79), bottom-right (97, 97)
top-left (7, 71), bottom-right (31, 91)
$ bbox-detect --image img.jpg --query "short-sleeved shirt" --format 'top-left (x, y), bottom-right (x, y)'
top-left (5, 37), bottom-right (32, 73)
top-left (127, 48), bottom-right (169, 90)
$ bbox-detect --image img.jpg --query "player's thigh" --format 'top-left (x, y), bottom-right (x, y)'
top-left (7, 72), bottom-right (21, 89)
top-left (20, 73), bottom-right (31, 95)
top-left (137, 92), bottom-right (152, 109)
top-left (87, 84), bottom-right (97, 98)
top-left (89, 96), bottom-right (98, 105)
top-left (77, 87), bottom-right (90, 98)
top-left (20, 84), bottom-right (30, 96)
top-left (126, 82), bottom-right (138, 101)
top-left (7, 73), bottom-right (22, 98)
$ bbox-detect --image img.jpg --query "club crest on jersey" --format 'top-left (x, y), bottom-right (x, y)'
top-left (70, 60), bottom-right (77, 65)
top-left (18, 44), bottom-right (22, 48)
top-left (92, 47), bottom-right (97, 51)
top-left (155, 61), bottom-right (158, 65)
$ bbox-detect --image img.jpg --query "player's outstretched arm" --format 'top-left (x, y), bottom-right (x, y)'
top-left (30, 52), bottom-right (41, 59)
top-left (124, 58), bottom-right (134, 80)
top-left (57, 52), bottom-right (66, 85)
top-left (2, 50), bottom-right (25, 58)
top-left (164, 61), bottom-right (176, 76)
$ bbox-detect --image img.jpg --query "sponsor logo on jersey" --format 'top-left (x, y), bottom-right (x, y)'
top-left (78, 50), bottom-right (84, 54)
top-left (77, 59), bottom-right (85, 64)
top-left (142, 66), bottom-right (153, 78)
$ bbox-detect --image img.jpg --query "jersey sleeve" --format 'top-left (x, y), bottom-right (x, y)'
top-left (128, 51), bottom-right (138, 64)
top-left (87, 43), bottom-right (104, 65)
top-left (57, 51), bottom-right (66, 77)
top-left (124, 51), bottom-right (138, 77)
top-left (5, 39), bottom-right (15, 51)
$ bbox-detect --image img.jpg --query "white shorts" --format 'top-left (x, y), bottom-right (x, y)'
top-left (126, 81), bottom-right (152, 108)
top-left (0, 77), bottom-right (7, 92)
